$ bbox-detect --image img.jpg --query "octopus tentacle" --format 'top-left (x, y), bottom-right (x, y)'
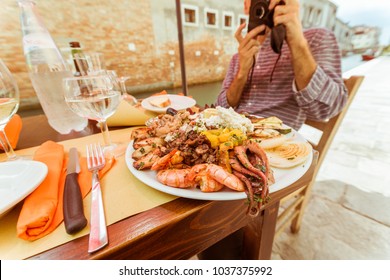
top-left (247, 140), bottom-right (270, 181)
top-left (229, 157), bottom-right (261, 180)
top-left (234, 144), bottom-right (268, 187)
top-left (232, 170), bottom-right (259, 217)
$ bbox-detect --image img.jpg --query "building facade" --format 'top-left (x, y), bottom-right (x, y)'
top-left (300, 0), bottom-right (354, 54)
top-left (0, 0), bottom-right (379, 110)
top-left (301, 0), bottom-right (337, 30)
top-left (352, 25), bottom-right (381, 52)
top-left (1, 0), bottom-right (244, 110)
top-left (334, 19), bottom-right (354, 55)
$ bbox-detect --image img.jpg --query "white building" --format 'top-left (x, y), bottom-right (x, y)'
top-left (175, 0), bottom-right (377, 56)
top-left (334, 19), bottom-right (354, 55)
top-left (300, 0), bottom-right (337, 30)
top-left (352, 26), bottom-right (381, 51)
top-left (300, 0), bottom-right (354, 54)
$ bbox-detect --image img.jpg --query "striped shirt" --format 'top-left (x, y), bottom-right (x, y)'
top-left (216, 28), bottom-right (348, 130)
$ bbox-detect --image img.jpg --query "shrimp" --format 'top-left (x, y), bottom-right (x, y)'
top-left (198, 176), bottom-right (224, 192)
top-left (186, 166), bottom-right (224, 192)
top-left (151, 149), bottom-right (183, 170)
top-left (133, 149), bottom-right (161, 170)
top-left (133, 137), bottom-right (164, 149)
top-left (132, 145), bottom-right (155, 160)
top-left (130, 127), bottom-right (153, 141)
top-left (188, 164), bottom-right (244, 192)
top-left (156, 168), bottom-right (194, 189)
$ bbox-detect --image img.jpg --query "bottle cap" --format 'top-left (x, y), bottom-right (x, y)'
top-left (69, 41), bottom-right (81, 48)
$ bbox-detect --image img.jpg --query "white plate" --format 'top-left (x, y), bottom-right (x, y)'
top-left (141, 94), bottom-right (196, 113)
top-left (0, 161), bottom-right (48, 217)
top-left (125, 130), bottom-right (312, 201)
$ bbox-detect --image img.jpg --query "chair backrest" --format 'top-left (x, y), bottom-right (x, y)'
top-left (304, 75), bottom-right (364, 171)
top-left (274, 75), bottom-right (365, 238)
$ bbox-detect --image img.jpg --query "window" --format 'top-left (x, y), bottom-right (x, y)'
top-left (223, 11), bottom-right (234, 30)
top-left (238, 14), bottom-right (248, 26)
top-left (308, 7), bottom-right (315, 25)
top-left (182, 4), bottom-right (199, 27)
top-left (185, 9), bottom-right (195, 23)
top-left (315, 9), bottom-right (322, 26)
top-left (207, 12), bottom-right (216, 25)
top-left (204, 8), bottom-right (218, 28)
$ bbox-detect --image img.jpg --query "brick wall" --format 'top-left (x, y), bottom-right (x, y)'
top-left (0, 0), bottom-right (240, 111)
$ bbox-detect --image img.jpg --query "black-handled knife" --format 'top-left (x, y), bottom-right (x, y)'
top-left (63, 147), bottom-right (87, 234)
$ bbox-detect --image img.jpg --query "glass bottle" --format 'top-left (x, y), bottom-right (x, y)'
top-left (17, 0), bottom-right (87, 134)
top-left (69, 41), bottom-right (88, 76)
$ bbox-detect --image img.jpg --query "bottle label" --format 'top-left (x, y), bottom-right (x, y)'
top-left (22, 33), bottom-right (57, 55)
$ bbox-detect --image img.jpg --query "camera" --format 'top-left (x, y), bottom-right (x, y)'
top-left (247, 0), bottom-right (286, 54)
top-left (247, 0), bottom-right (274, 35)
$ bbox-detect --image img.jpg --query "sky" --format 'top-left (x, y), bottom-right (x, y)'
top-left (331, 0), bottom-right (390, 45)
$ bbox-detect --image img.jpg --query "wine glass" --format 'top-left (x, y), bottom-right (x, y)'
top-left (106, 70), bottom-right (137, 105)
top-left (74, 52), bottom-right (106, 76)
top-left (0, 59), bottom-right (20, 161)
top-left (63, 74), bottom-right (121, 156)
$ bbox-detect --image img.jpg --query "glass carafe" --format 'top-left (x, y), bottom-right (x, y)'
top-left (17, 0), bottom-right (87, 134)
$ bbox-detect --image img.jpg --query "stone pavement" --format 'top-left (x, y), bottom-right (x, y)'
top-left (272, 56), bottom-right (390, 259)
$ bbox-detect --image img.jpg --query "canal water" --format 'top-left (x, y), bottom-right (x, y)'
top-left (137, 54), bottom-right (367, 107)
top-left (20, 54), bottom-right (367, 117)
top-left (341, 54), bottom-right (366, 72)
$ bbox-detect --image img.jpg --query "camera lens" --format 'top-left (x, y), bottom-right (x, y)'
top-left (256, 7), bottom-right (265, 19)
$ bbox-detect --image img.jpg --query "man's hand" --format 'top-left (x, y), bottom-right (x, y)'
top-left (224, 23), bottom-right (267, 108)
top-left (270, 0), bottom-right (305, 48)
top-left (235, 23), bottom-right (267, 79)
top-left (269, 0), bottom-right (316, 91)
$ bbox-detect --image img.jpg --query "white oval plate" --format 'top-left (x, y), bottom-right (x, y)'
top-left (125, 129), bottom-right (312, 201)
top-left (0, 160), bottom-right (48, 217)
top-left (141, 94), bottom-right (196, 113)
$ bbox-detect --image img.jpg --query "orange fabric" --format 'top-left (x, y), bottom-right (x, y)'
top-left (0, 114), bottom-right (22, 150)
top-left (16, 141), bottom-right (115, 241)
top-left (178, 92), bottom-right (194, 99)
top-left (152, 90), bottom-right (168, 96)
top-left (152, 90), bottom-right (193, 99)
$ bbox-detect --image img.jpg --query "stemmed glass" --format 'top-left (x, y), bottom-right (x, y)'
top-left (74, 52), bottom-right (137, 105)
top-left (106, 70), bottom-right (137, 105)
top-left (74, 52), bottom-right (105, 76)
top-left (75, 52), bottom-right (137, 105)
top-left (62, 74), bottom-right (121, 155)
top-left (0, 59), bottom-right (20, 161)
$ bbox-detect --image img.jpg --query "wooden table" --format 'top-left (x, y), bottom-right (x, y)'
top-left (18, 114), bottom-right (317, 260)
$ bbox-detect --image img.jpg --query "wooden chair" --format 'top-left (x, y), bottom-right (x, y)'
top-left (274, 75), bottom-right (365, 237)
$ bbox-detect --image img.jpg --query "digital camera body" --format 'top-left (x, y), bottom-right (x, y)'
top-left (247, 0), bottom-right (286, 54)
top-left (247, 0), bottom-right (274, 35)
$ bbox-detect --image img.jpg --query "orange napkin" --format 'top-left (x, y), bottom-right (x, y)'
top-left (0, 114), bottom-right (22, 150)
top-left (152, 90), bottom-right (168, 96)
top-left (152, 90), bottom-right (193, 99)
top-left (16, 141), bottom-right (115, 241)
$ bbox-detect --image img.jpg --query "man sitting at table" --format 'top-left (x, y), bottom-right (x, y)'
top-left (215, 0), bottom-right (347, 131)
top-left (202, 0), bottom-right (347, 259)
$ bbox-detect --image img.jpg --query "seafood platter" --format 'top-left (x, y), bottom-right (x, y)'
top-left (125, 106), bottom-right (312, 216)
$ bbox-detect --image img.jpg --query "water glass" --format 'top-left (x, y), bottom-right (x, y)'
top-left (0, 59), bottom-right (20, 161)
top-left (63, 75), bottom-right (121, 148)
top-left (106, 70), bottom-right (137, 105)
top-left (74, 52), bottom-right (106, 76)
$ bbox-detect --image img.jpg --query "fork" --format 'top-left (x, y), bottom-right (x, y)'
top-left (86, 143), bottom-right (108, 253)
